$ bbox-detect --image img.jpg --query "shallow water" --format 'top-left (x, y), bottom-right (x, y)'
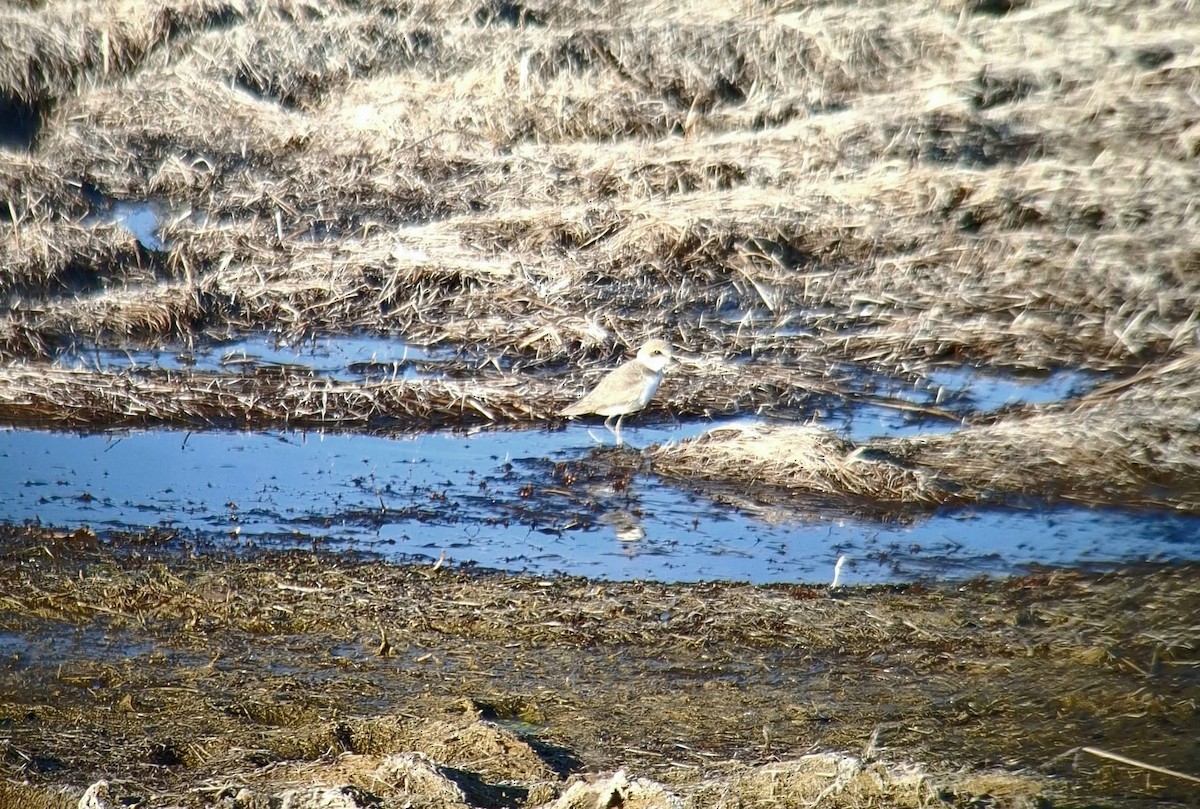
top-left (52, 333), bottom-right (452, 381)
top-left (13, 333), bottom-right (1184, 584)
top-left (82, 195), bottom-right (165, 251)
top-left (3, 419), bottom-right (1195, 584)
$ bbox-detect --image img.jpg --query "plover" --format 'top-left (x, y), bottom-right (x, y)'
top-left (560, 338), bottom-right (673, 446)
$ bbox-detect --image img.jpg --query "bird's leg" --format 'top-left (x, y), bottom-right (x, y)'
top-left (602, 415), bottom-right (618, 445)
top-left (613, 415), bottom-right (624, 446)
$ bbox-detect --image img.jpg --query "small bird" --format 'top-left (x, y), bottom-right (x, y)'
top-left (560, 339), bottom-right (674, 445)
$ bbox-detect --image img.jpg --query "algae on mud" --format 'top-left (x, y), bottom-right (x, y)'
top-left (0, 527), bottom-right (1197, 807)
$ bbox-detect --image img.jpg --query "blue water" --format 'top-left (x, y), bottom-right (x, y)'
top-left (9, 333), bottom-right (1172, 583)
top-left (111, 201), bottom-right (163, 250)
top-left (833, 366), bottom-right (1098, 442)
top-left (925, 366), bottom-right (1095, 409)
top-left (2, 424), bottom-right (1193, 584)
top-left (52, 334), bottom-right (450, 381)
top-left (82, 197), bottom-right (165, 250)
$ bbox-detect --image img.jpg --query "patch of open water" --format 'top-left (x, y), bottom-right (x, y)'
top-left (2, 420), bottom-right (1195, 584)
top-left (54, 333), bottom-right (453, 382)
top-left (13, 333), bottom-right (1188, 583)
top-left (81, 193), bottom-right (166, 251)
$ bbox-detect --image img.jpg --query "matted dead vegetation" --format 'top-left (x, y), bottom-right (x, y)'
top-left (0, 530), bottom-right (1197, 806)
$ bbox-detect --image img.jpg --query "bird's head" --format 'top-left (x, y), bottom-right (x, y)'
top-left (635, 339), bottom-right (674, 372)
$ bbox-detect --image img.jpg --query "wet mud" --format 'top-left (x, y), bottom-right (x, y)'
top-left (1, 527), bottom-right (1196, 807)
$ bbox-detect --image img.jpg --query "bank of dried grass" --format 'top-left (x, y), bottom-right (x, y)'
top-left (888, 348), bottom-right (1200, 510)
top-left (1, 0), bottom-right (1196, 376)
top-left (0, 344), bottom-right (857, 430)
top-left (0, 0), bottom-right (242, 103)
top-left (3, 154), bottom-right (1197, 369)
top-left (654, 348), bottom-right (1200, 511)
top-left (0, 362), bottom-right (558, 429)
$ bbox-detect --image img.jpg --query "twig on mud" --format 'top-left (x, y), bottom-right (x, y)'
top-left (1053, 746), bottom-right (1200, 785)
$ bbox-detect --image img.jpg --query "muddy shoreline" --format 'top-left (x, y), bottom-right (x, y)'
top-left (1, 526), bottom-right (1196, 807)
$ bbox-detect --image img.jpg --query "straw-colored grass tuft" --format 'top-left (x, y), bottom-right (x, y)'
top-left (0, 363), bottom-right (562, 430)
top-left (654, 349), bottom-right (1200, 512)
top-left (654, 424), bottom-right (953, 505)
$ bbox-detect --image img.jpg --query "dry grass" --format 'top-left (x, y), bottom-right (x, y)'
top-left (0, 362), bottom-right (559, 429)
top-left (2, 7), bottom-right (1197, 806)
top-left (655, 347), bottom-right (1200, 512)
top-left (1, 0), bottom-right (1198, 512)
top-left (654, 424), bottom-right (954, 505)
top-left (0, 0), bottom-right (241, 103)
top-left (3, 161), bottom-right (1197, 364)
top-left (884, 349), bottom-right (1200, 510)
